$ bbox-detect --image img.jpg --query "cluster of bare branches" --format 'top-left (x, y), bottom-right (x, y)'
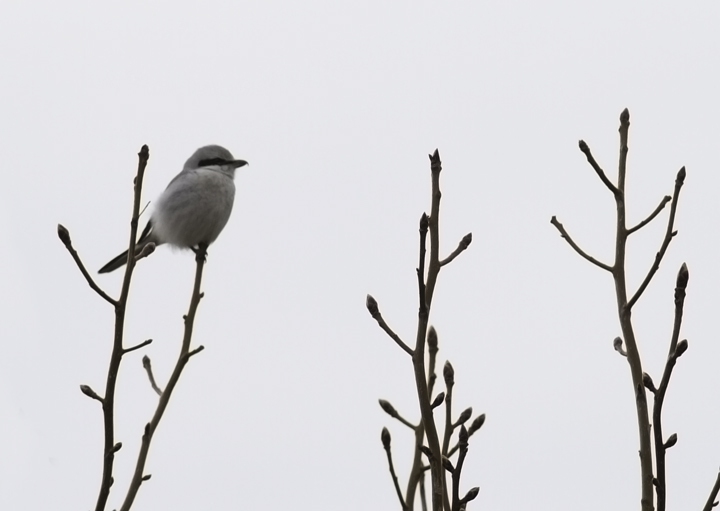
top-left (551, 109), bottom-right (720, 511)
top-left (58, 145), bottom-right (208, 511)
top-left (367, 150), bottom-right (482, 511)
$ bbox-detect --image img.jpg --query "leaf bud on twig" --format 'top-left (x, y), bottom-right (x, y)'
top-left (676, 263), bottom-right (689, 290)
top-left (468, 414), bottom-right (486, 436)
top-left (459, 425), bottom-right (468, 446)
top-left (613, 337), bottom-right (627, 357)
top-left (443, 361), bottom-right (455, 386)
top-left (80, 384), bottom-right (102, 402)
top-left (664, 433), bottom-right (678, 449)
top-left (456, 407), bottom-right (472, 426)
top-left (366, 294), bottom-right (379, 317)
top-left (427, 326), bottom-right (438, 351)
top-left (461, 487), bottom-right (480, 503)
top-left (381, 427), bottom-right (391, 450)
top-left (676, 166), bottom-right (686, 185)
top-left (675, 339), bottom-right (688, 358)
top-left (431, 392), bottom-right (445, 409)
top-left (379, 399), bottom-right (399, 419)
top-left (642, 373), bottom-right (657, 393)
top-left (57, 224), bottom-right (71, 247)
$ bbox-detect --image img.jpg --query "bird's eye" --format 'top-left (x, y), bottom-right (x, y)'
top-left (198, 158), bottom-right (228, 167)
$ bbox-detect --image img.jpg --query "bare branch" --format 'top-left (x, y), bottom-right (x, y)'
top-left (627, 167), bottom-right (686, 310)
top-left (550, 216), bottom-right (613, 272)
top-left (627, 196), bottom-right (672, 235)
top-left (417, 213), bottom-right (429, 314)
top-left (187, 345), bottom-right (205, 359)
top-left (578, 139), bottom-right (620, 196)
top-left (58, 224), bottom-right (116, 306)
top-left (124, 339), bottom-right (153, 355)
top-left (93, 144), bottom-right (149, 511)
top-left (451, 426), bottom-right (469, 511)
top-left (120, 244), bottom-right (208, 511)
top-left (652, 263), bottom-right (690, 511)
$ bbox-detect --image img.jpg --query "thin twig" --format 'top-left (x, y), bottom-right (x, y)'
top-left (93, 145), bottom-right (150, 511)
top-left (58, 225), bottom-right (116, 306)
top-left (119, 244), bottom-right (208, 511)
top-left (440, 362), bottom-right (455, 511)
top-left (427, 326), bottom-right (439, 397)
top-left (611, 108), bottom-right (654, 511)
top-left (366, 295), bottom-right (414, 357)
top-left (450, 426), bottom-right (469, 511)
top-left (382, 428), bottom-right (408, 511)
top-left (627, 196), bottom-right (672, 235)
top-left (142, 355), bottom-right (162, 396)
top-left (412, 213), bottom-right (441, 510)
top-left (124, 339), bottom-right (153, 355)
top-left (702, 470), bottom-right (720, 511)
top-left (627, 167), bottom-right (686, 310)
top-left (578, 139), bottom-right (620, 196)
top-left (441, 362), bottom-right (455, 457)
top-left (550, 217), bottom-right (613, 272)
top-left (652, 263), bottom-right (689, 511)
top-left (439, 234), bottom-right (472, 267)
top-left (419, 473), bottom-right (428, 511)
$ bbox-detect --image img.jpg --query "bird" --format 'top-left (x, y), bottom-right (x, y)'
top-left (98, 145), bottom-right (248, 274)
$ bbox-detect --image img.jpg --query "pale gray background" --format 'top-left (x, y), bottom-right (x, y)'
top-left (1, 1), bottom-right (720, 510)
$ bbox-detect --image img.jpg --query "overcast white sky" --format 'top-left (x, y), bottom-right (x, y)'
top-left (2, 1), bottom-right (720, 510)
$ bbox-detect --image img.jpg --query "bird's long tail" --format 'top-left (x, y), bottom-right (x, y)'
top-left (98, 221), bottom-right (154, 274)
top-left (98, 249), bottom-right (132, 274)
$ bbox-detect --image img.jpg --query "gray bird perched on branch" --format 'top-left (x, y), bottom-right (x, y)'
top-left (99, 145), bottom-right (248, 274)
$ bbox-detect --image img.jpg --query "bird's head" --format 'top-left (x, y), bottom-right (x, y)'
top-left (185, 145), bottom-right (248, 173)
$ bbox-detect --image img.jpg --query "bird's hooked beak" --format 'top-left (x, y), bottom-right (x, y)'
top-left (231, 160), bottom-right (249, 169)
